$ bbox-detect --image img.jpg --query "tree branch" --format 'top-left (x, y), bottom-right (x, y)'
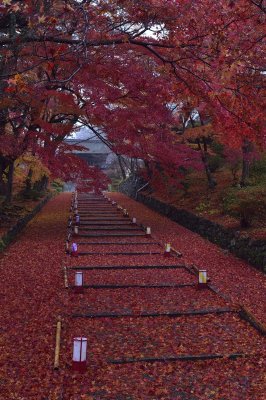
top-left (0, 35), bottom-right (174, 49)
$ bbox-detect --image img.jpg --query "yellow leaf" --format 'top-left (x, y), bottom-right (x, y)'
top-left (38, 15), bottom-right (46, 24)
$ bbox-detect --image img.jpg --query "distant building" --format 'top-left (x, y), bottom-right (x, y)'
top-left (64, 137), bottom-right (112, 169)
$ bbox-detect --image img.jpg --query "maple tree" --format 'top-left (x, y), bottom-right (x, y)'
top-left (174, 102), bottom-right (218, 189)
top-left (0, 0), bottom-right (265, 201)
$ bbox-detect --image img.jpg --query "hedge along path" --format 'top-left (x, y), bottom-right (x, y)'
top-left (0, 193), bottom-right (71, 399)
top-left (63, 192), bottom-right (265, 400)
top-left (108, 192), bottom-right (266, 325)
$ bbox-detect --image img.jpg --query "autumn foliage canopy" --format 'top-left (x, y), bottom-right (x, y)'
top-left (0, 0), bottom-right (265, 196)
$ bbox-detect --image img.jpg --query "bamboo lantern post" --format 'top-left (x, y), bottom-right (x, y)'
top-left (54, 317), bottom-right (62, 370)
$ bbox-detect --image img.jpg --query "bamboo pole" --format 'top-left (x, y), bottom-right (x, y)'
top-left (64, 266), bottom-right (68, 288)
top-left (54, 317), bottom-right (62, 370)
top-left (171, 247), bottom-right (182, 257)
top-left (239, 306), bottom-right (266, 336)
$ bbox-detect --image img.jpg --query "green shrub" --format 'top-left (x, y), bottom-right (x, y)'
top-left (210, 141), bottom-right (224, 156)
top-left (51, 179), bottom-right (64, 192)
top-left (196, 201), bottom-right (210, 213)
top-left (238, 198), bottom-right (266, 227)
top-left (23, 189), bottom-right (44, 200)
top-left (208, 154), bottom-right (225, 172)
top-left (180, 179), bottom-right (190, 195)
top-left (0, 239), bottom-right (6, 252)
top-left (222, 186), bottom-right (266, 227)
top-left (111, 178), bottom-right (123, 191)
top-left (250, 155), bottom-right (266, 182)
top-left (222, 189), bottom-right (237, 214)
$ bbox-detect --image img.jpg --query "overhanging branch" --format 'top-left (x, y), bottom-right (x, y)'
top-left (0, 35), bottom-right (175, 49)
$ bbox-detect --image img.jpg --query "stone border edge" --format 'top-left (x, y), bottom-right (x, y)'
top-left (119, 179), bottom-right (265, 273)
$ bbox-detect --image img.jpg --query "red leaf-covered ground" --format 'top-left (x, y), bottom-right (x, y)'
top-left (0, 192), bottom-right (265, 399)
top-left (108, 193), bottom-right (266, 325)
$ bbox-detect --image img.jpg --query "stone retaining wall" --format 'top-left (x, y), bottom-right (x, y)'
top-left (119, 180), bottom-right (266, 273)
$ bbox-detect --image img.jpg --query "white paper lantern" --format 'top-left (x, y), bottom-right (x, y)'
top-left (165, 243), bottom-right (171, 256)
top-left (199, 270), bottom-right (207, 284)
top-left (132, 217), bottom-right (137, 224)
top-left (71, 242), bottom-right (78, 255)
top-left (146, 227), bottom-right (151, 235)
top-left (74, 225), bottom-right (79, 235)
top-left (72, 337), bottom-right (87, 372)
top-left (75, 271), bottom-right (83, 287)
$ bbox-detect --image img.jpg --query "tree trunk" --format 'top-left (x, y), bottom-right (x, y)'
top-left (5, 161), bottom-right (14, 203)
top-left (0, 157), bottom-right (9, 197)
top-left (191, 113), bottom-right (216, 189)
top-left (24, 168), bottom-right (33, 195)
top-left (0, 13), bottom-right (17, 203)
top-left (117, 155), bottom-right (126, 180)
top-left (197, 138), bottom-right (217, 189)
top-left (130, 157), bottom-right (137, 175)
top-left (33, 175), bottom-right (49, 193)
top-left (144, 160), bottom-right (152, 179)
top-left (240, 138), bottom-right (252, 187)
top-left (41, 175), bottom-right (49, 191)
